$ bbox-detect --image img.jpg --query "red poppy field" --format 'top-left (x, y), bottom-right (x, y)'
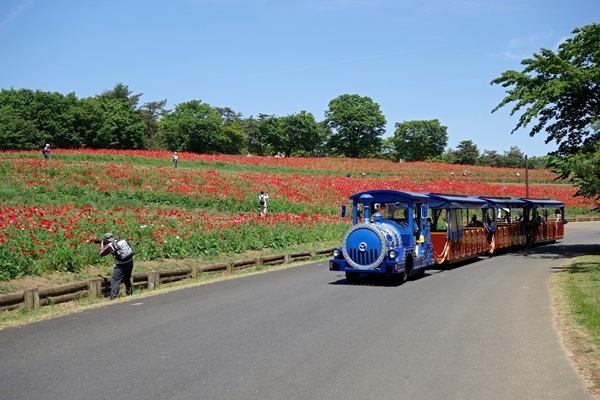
top-left (0, 149), bottom-right (593, 282)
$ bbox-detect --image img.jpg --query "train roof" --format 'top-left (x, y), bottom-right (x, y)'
top-left (349, 190), bottom-right (429, 203)
top-left (519, 198), bottom-right (565, 208)
top-left (425, 193), bottom-right (487, 209)
top-left (477, 196), bottom-right (527, 208)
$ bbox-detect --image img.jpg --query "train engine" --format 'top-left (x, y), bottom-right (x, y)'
top-left (329, 190), bottom-right (433, 283)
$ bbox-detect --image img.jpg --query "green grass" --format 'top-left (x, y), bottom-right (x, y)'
top-left (557, 254), bottom-right (600, 350)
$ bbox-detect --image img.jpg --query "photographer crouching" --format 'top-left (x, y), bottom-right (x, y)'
top-left (96, 232), bottom-right (135, 299)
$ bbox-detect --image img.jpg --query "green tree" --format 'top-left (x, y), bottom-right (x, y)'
top-left (77, 96), bottom-right (145, 149)
top-left (0, 103), bottom-right (38, 149)
top-left (325, 94), bottom-right (386, 158)
top-left (220, 122), bottom-right (246, 155)
top-left (139, 99), bottom-right (169, 149)
top-left (101, 83), bottom-right (143, 108)
top-left (160, 100), bottom-right (224, 153)
top-left (378, 137), bottom-right (396, 161)
top-left (556, 142), bottom-right (600, 209)
top-left (492, 23), bottom-right (600, 205)
top-left (240, 115), bottom-right (264, 155)
top-left (391, 119), bottom-right (448, 161)
top-left (453, 140), bottom-right (479, 165)
top-left (502, 146), bottom-right (525, 168)
top-left (527, 155), bottom-right (552, 169)
top-left (491, 23), bottom-right (600, 157)
top-left (0, 88), bottom-right (83, 149)
top-left (442, 148), bottom-right (457, 164)
top-left (260, 111), bottom-right (322, 157)
top-left (477, 150), bottom-right (504, 167)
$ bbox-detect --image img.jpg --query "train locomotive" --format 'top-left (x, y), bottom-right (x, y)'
top-left (329, 190), bottom-right (566, 283)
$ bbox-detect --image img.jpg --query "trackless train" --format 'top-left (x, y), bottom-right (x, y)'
top-left (329, 190), bottom-right (565, 283)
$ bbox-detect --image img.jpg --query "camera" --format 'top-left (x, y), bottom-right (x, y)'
top-left (93, 239), bottom-right (102, 244)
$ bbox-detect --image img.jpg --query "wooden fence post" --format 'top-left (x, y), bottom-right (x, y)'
top-left (148, 272), bottom-right (160, 290)
top-left (24, 289), bottom-right (40, 310)
top-left (87, 278), bottom-right (103, 299)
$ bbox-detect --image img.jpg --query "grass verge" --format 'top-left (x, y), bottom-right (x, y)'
top-left (551, 254), bottom-right (600, 398)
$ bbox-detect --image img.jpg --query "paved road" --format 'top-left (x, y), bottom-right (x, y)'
top-left (1, 222), bottom-right (599, 400)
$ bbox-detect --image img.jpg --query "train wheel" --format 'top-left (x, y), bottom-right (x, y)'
top-left (401, 258), bottom-right (413, 284)
top-left (345, 272), bottom-right (360, 284)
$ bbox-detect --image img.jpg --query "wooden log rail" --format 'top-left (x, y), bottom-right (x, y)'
top-left (0, 248), bottom-right (332, 312)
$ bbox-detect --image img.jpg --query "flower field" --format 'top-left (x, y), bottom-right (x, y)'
top-left (0, 149), bottom-right (594, 281)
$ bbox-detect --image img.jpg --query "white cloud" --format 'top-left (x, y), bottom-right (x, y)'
top-left (0, 0), bottom-right (33, 30)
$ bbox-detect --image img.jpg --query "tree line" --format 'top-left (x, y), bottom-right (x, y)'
top-left (0, 85), bottom-right (548, 168)
top-left (1, 21), bottom-right (598, 202)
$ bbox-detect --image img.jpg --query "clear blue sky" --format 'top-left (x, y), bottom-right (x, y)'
top-left (1, 0), bottom-right (598, 157)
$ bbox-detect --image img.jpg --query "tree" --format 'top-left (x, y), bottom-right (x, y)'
top-left (220, 122), bottom-right (246, 155)
top-left (325, 94), bottom-right (386, 158)
top-left (217, 107), bottom-right (246, 155)
top-left (453, 140), bottom-right (479, 165)
top-left (101, 83), bottom-right (143, 108)
top-left (491, 23), bottom-right (600, 157)
top-left (391, 119), bottom-right (448, 161)
top-left (159, 100), bottom-right (244, 154)
top-left (556, 143), bottom-right (600, 209)
top-left (0, 88), bottom-right (82, 149)
top-left (260, 111), bottom-right (322, 157)
top-left (77, 96), bottom-right (145, 149)
top-left (477, 150), bottom-right (504, 167)
top-left (139, 99), bottom-right (169, 149)
top-left (160, 100), bottom-right (221, 152)
top-left (502, 146), bottom-right (525, 168)
top-left (240, 116), bottom-right (263, 155)
top-left (492, 23), bottom-right (600, 205)
top-left (378, 137), bottom-right (396, 161)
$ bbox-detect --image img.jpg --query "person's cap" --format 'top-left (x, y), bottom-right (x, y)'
top-left (103, 232), bottom-right (115, 242)
top-left (471, 215), bottom-right (477, 219)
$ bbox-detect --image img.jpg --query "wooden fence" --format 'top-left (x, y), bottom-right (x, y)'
top-left (566, 216), bottom-right (600, 222)
top-left (0, 248), bottom-right (332, 312)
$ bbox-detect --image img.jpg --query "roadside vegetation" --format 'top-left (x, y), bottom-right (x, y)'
top-left (553, 254), bottom-right (600, 397)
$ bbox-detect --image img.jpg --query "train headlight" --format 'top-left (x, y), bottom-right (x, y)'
top-left (388, 250), bottom-right (397, 259)
top-left (332, 249), bottom-right (340, 258)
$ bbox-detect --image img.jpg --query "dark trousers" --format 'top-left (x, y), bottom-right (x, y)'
top-left (110, 260), bottom-right (133, 299)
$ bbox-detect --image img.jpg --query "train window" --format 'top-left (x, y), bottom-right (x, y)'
top-left (431, 209), bottom-right (447, 232)
top-left (447, 209), bottom-right (463, 238)
top-left (386, 202), bottom-right (409, 222)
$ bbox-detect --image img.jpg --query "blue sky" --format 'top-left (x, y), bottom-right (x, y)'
top-left (1, 0), bottom-right (598, 157)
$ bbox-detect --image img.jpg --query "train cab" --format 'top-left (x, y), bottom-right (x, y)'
top-left (329, 190), bottom-right (432, 283)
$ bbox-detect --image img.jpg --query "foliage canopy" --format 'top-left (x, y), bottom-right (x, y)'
top-left (491, 23), bottom-right (600, 157)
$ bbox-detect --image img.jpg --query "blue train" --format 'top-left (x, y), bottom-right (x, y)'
top-left (329, 190), bottom-right (565, 283)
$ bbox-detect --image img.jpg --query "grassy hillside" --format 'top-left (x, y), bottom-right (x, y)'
top-left (0, 149), bottom-right (594, 282)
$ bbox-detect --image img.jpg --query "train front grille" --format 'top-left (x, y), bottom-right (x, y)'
top-left (349, 248), bottom-right (379, 266)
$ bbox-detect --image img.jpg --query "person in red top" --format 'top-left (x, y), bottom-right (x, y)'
top-left (99, 232), bottom-right (134, 299)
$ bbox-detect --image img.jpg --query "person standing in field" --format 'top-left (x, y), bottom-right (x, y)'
top-left (42, 144), bottom-right (50, 161)
top-left (173, 151), bottom-right (178, 168)
top-left (259, 191), bottom-right (269, 217)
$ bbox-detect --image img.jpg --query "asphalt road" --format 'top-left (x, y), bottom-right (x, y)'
top-left (1, 222), bottom-right (599, 400)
